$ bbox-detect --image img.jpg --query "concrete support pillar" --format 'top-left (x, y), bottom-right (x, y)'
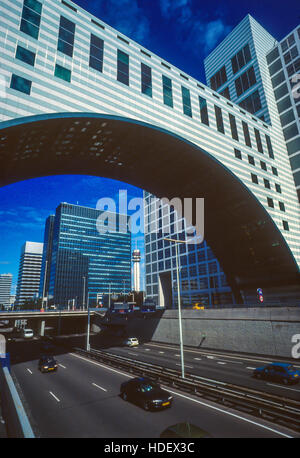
top-left (38, 320), bottom-right (45, 337)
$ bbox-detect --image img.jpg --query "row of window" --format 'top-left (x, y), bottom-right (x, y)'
top-left (234, 148), bottom-right (277, 174)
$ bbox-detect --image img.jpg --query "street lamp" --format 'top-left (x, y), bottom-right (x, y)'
top-left (164, 237), bottom-right (187, 379)
top-left (86, 291), bottom-right (90, 351)
top-left (82, 276), bottom-right (86, 310)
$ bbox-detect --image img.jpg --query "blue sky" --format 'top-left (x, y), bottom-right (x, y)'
top-left (0, 0), bottom-right (299, 294)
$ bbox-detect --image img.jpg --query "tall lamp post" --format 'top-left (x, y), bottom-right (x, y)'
top-left (82, 276), bottom-right (86, 310)
top-left (86, 291), bottom-right (90, 351)
top-left (164, 237), bottom-right (187, 379)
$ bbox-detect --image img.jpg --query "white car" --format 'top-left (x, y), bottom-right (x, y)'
top-left (124, 337), bottom-right (139, 347)
top-left (22, 328), bottom-right (34, 339)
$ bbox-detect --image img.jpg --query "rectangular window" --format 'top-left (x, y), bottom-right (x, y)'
top-left (279, 202), bottom-right (285, 212)
top-left (251, 173), bottom-right (258, 184)
top-left (20, 0), bottom-right (42, 39)
top-left (274, 83), bottom-right (288, 101)
top-left (277, 95), bottom-right (292, 113)
top-left (267, 197), bottom-right (274, 208)
top-left (57, 16), bottom-right (75, 57)
top-left (264, 178), bottom-right (270, 189)
top-left (239, 90), bottom-right (261, 115)
top-left (235, 66), bottom-right (256, 97)
top-left (283, 122), bottom-right (299, 141)
top-left (199, 96), bottom-right (209, 125)
top-left (275, 183), bottom-right (282, 193)
top-left (231, 44), bottom-right (251, 74)
top-left (229, 114), bottom-right (239, 141)
top-left (242, 121), bottom-right (251, 147)
top-left (54, 63), bottom-right (71, 82)
top-left (162, 75), bottom-right (173, 108)
top-left (266, 47), bottom-right (279, 65)
top-left (282, 220), bottom-right (289, 231)
top-left (248, 154), bottom-right (255, 165)
top-left (214, 106), bottom-right (224, 134)
top-left (265, 135), bottom-right (274, 159)
top-left (260, 160), bottom-right (267, 171)
top-left (268, 58), bottom-right (283, 76)
top-left (16, 45), bottom-right (35, 66)
top-left (280, 108), bottom-right (295, 127)
top-left (89, 34), bottom-right (104, 72)
top-left (181, 86), bottom-right (192, 117)
top-left (234, 148), bottom-right (242, 159)
top-left (10, 74), bottom-right (32, 94)
top-left (254, 128), bottom-right (263, 153)
top-left (272, 166), bottom-right (278, 176)
top-left (220, 86), bottom-right (230, 100)
top-left (117, 49), bottom-right (129, 85)
top-left (141, 63), bottom-right (152, 97)
top-left (210, 65), bottom-right (227, 91)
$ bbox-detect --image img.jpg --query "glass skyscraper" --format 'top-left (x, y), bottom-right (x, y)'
top-left (42, 203), bottom-right (131, 308)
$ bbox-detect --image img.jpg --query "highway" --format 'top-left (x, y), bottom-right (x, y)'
top-left (7, 339), bottom-right (298, 438)
top-left (100, 341), bottom-right (300, 401)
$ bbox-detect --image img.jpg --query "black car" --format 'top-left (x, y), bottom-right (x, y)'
top-left (38, 355), bottom-right (58, 373)
top-left (120, 377), bottom-right (173, 411)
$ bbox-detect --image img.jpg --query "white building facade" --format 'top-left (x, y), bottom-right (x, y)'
top-left (15, 241), bottom-right (43, 306)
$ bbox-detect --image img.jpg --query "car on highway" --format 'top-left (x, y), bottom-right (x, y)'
top-left (38, 355), bottom-right (58, 373)
top-left (120, 377), bottom-right (173, 411)
top-left (123, 337), bottom-right (139, 347)
top-left (22, 328), bottom-right (34, 339)
top-left (253, 362), bottom-right (300, 384)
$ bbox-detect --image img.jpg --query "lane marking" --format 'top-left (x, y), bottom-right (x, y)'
top-left (176, 363), bottom-right (193, 369)
top-left (145, 349), bottom-right (150, 351)
top-left (26, 368), bottom-right (32, 374)
top-left (246, 367), bottom-right (256, 370)
top-left (92, 382), bottom-right (107, 392)
top-left (267, 383), bottom-right (300, 393)
top-left (49, 391), bottom-right (60, 402)
top-left (194, 358), bottom-right (202, 361)
top-left (159, 351), bottom-right (164, 354)
top-left (207, 356), bottom-right (215, 359)
top-left (165, 388), bottom-right (293, 438)
top-left (70, 353), bottom-right (293, 438)
top-left (217, 362), bottom-right (226, 365)
top-left (59, 364), bottom-right (66, 369)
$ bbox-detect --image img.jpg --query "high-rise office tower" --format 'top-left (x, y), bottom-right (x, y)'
top-left (0, 274), bottom-right (12, 309)
top-left (15, 242), bottom-right (43, 306)
top-left (132, 249), bottom-right (141, 292)
top-left (39, 214), bottom-right (55, 302)
top-left (44, 203), bottom-right (131, 308)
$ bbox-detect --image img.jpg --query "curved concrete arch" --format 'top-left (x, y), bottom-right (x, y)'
top-left (0, 112), bottom-right (299, 301)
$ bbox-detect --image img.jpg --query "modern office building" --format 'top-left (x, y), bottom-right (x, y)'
top-left (43, 203), bottom-right (131, 308)
top-left (15, 241), bottom-right (43, 306)
top-left (0, 1), bottom-right (299, 304)
top-left (265, 27), bottom-right (300, 201)
top-left (0, 273), bottom-right (13, 308)
top-left (39, 214), bottom-right (55, 301)
top-left (144, 193), bottom-right (234, 308)
top-left (132, 249), bottom-right (141, 292)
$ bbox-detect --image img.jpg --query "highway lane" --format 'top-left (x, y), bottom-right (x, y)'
top-left (99, 342), bottom-right (300, 401)
top-left (10, 341), bottom-right (297, 438)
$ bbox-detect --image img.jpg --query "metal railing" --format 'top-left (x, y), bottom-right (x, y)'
top-left (72, 346), bottom-right (300, 433)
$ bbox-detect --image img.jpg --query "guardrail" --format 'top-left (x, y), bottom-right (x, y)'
top-left (72, 346), bottom-right (300, 433)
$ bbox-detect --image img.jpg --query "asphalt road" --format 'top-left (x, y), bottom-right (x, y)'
top-left (8, 340), bottom-right (298, 438)
top-left (100, 341), bottom-right (300, 401)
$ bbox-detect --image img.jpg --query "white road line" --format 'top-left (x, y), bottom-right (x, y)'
top-left (194, 358), bottom-right (202, 361)
top-left (159, 351), bottom-right (164, 354)
top-left (165, 388), bottom-right (293, 438)
top-left (267, 383), bottom-right (300, 393)
top-left (59, 364), bottom-right (66, 369)
top-left (176, 363), bottom-right (193, 369)
top-left (207, 356), bottom-right (215, 359)
top-left (26, 368), bottom-right (32, 374)
top-left (70, 353), bottom-right (293, 438)
top-left (92, 382), bottom-right (107, 392)
top-left (49, 391), bottom-right (60, 402)
top-left (217, 362), bottom-right (227, 365)
top-left (175, 354), bottom-right (180, 357)
top-left (246, 367), bottom-right (256, 370)
top-left (145, 349), bottom-right (150, 351)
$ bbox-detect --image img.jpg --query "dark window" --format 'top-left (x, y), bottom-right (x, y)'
top-left (210, 65), bottom-right (227, 90)
top-left (277, 95), bottom-right (292, 113)
top-left (268, 58), bottom-right (282, 76)
top-left (282, 220), bottom-right (289, 231)
top-left (283, 123), bottom-right (298, 141)
top-left (265, 135), bottom-right (274, 159)
top-left (89, 34), bottom-right (104, 72)
top-left (286, 58), bottom-right (300, 77)
top-left (235, 66), bottom-right (256, 97)
top-left (220, 86), bottom-right (230, 100)
top-left (254, 128), bottom-right (263, 153)
top-left (15, 45), bottom-right (35, 66)
top-left (57, 16), bottom-right (75, 57)
top-left (20, 0), bottom-right (42, 39)
top-left (267, 197), bottom-right (274, 208)
top-left (251, 173), bottom-right (258, 184)
top-left (141, 63), bottom-right (152, 97)
top-left (54, 63), bottom-right (71, 82)
top-left (266, 47), bottom-right (279, 65)
top-left (274, 83), bottom-right (288, 101)
top-left (287, 137), bottom-right (300, 156)
top-left (272, 166), bottom-right (278, 176)
top-left (239, 90), bottom-right (262, 115)
top-left (229, 114), bottom-right (239, 141)
top-left (275, 183), bottom-right (282, 193)
top-left (248, 154), bottom-right (255, 165)
top-left (231, 43), bottom-right (251, 74)
top-left (264, 178), bottom-right (270, 189)
top-left (162, 75), bottom-right (173, 107)
top-left (290, 153), bottom-right (300, 171)
top-left (279, 201), bottom-right (285, 212)
top-left (215, 106), bottom-right (224, 133)
top-left (271, 70), bottom-right (285, 89)
top-left (117, 49), bottom-right (129, 85)
top-left (260, 161), bottom-right (267, 171)
top-left (283, 46), bottom-right (298, 65)
top-left (10, 74), bottom-right (32, 94)
top-left (182, 86), bottom-right (192, 117)
top-left (199, 96), bottom-right (209, 125)
top-left (242, 121), bottom-right (251, 147)
top-left (280, 108), bottom-right (295, 127)
top-left (234, 148), bottom-right (242, 159)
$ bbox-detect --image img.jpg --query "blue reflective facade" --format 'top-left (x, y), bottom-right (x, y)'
top-left (46, 203), bottom-right (131, 308)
